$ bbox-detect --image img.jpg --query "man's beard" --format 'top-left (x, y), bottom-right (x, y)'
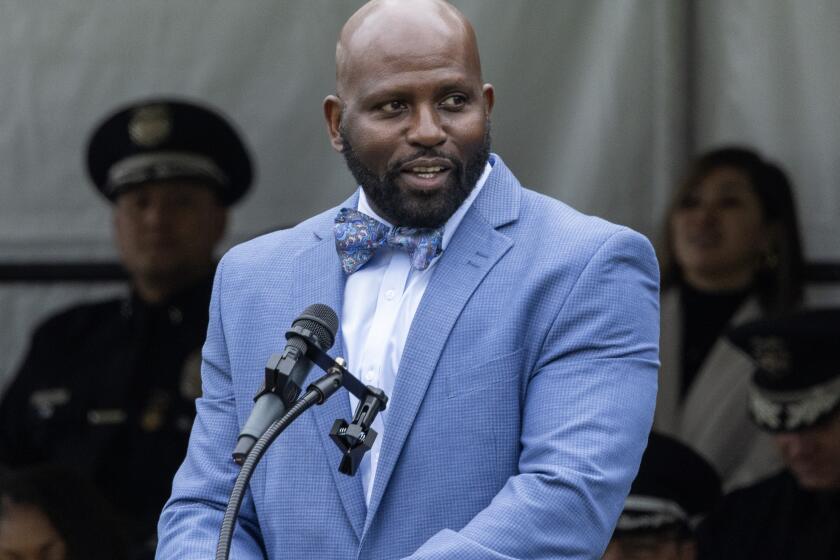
top-left (339, 124), bottom-right (491, 228)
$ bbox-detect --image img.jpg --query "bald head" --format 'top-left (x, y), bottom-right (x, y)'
top-left (335, 0), bottom-right (482, 96)
top-left (323, 0), bottom-right (494, 227)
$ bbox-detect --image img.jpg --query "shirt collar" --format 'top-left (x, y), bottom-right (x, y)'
top-left (356, 155), bottom-right (494, 250)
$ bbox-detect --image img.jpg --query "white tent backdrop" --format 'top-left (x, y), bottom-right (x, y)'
top-left (694, 0), bottom-right (840, 258)
top-left (1, 0), bottom-right (838, 383)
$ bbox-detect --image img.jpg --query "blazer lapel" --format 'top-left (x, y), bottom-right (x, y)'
top-left (292, 201), bottom-right (368, 540)
top-left (363, 157), bottom-right (519, 532)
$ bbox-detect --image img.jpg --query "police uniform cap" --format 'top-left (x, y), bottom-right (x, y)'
top-left (727, 308), bottom-right (840, 432)
top-left (616, 432), bottom-right (721, 534)
top-left (86, 98), bottom-right (253, 206)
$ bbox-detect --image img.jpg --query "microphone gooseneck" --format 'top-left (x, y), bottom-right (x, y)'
top-left (216, 367), bottom-right (343, 560)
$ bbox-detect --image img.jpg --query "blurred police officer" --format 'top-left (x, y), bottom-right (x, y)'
top-left (697, 308), bottom-right (840, 559)
top-left (0, 98), bottom-right (253, 558)
top-left (603, 432), bottom-right (721, 560)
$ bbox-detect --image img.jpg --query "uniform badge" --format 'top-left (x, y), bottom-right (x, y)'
top-left (128, 104), bottom-right (172, 147)
top-left (749, 336), bottom-right (791, 377)
top-left (179, 349), bottom-right (203, 401)
top-left (141, 390), bottom-right (171, 432)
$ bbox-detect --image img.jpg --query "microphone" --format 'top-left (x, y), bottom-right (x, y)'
top-left (232, 304), bottom-right (338, 463)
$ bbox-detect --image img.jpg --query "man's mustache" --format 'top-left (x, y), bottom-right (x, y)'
top-left (384, 150), bottom-right (462, 179)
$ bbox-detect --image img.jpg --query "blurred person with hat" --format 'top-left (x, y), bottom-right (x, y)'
top-left (696, 308), bottom-right (840, 558)
top-left (0, 97), bottom-right (253, 558)
top-left (603, 432), bottom-right (721, 560)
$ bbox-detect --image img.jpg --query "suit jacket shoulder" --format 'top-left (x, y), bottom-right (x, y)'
top-left (470, 159), bottom-right (657, 283)
top-left (222, 204), bottom-right (343, 266)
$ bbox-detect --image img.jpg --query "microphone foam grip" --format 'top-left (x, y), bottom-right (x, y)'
top-left (293, 304), bottom-right (338, 350)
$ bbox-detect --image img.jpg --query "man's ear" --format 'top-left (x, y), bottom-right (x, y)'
top-left (323, 95), bottom-right (345, 153)
top-left (482, 84), bottom-right (495, 118)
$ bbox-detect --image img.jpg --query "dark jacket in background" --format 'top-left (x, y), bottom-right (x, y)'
top-left (0, 276), bottom-right (212, 556)
top-left (698, 470), bottom-right (840, 559)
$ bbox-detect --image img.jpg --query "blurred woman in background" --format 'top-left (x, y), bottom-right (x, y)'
top-left (654, 146), bottom-right (805, 491)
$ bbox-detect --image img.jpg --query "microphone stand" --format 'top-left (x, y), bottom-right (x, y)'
top-left (216, 348), bottom-right (388, 560)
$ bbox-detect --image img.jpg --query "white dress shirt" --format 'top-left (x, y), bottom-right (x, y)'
top-left (342, 160), bottom-right (493, 505)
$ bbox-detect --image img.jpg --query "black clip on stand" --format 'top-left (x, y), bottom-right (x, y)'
top-left (303, 344), bottom-right (389, 476)
top-left (330, 387), bottom-right (388, 476)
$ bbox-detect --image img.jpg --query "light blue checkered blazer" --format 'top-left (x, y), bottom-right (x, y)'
top-left (157, 155), bottom-right (660, 559)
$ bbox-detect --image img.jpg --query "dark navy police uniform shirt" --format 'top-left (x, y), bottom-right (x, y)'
top-left (0, 276), bottom-right (212, 556)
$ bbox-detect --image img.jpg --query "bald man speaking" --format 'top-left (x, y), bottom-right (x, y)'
top-left (157, 2), bottom-right (659, 558)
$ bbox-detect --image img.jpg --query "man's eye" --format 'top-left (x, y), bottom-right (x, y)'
top-left (440, 94), bottom-right (467, 109)
top-left (380, 101), bottom-right (406, 114)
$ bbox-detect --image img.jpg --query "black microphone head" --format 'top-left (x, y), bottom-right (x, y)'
top-left (292, 304), bottom-right (338, 350)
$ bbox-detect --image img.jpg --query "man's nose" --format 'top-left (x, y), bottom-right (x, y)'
top-left (777, 432), bottom-right (809, 456)
top-left (140, 200), bottom-right (170, 227)
top-left (406, 105), bottom-right (446, 147)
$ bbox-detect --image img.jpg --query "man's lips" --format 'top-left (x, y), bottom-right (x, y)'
top-left (398, 158), bottom-right (453, 190)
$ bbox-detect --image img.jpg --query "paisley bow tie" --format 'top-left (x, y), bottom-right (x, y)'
top-left (334, 207), bottom-right (443, 274)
